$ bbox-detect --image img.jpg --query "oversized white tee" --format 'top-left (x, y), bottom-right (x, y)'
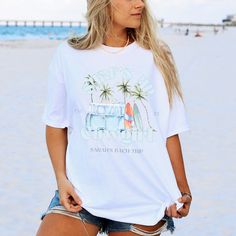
top-left (42, 40), bottom-right (190, 225)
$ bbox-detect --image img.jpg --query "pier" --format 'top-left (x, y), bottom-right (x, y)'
top-left (0, 20), bottom-right (86, 27)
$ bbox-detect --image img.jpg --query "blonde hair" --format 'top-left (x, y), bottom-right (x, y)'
top-left (67, 0), bottom-right (185, 108)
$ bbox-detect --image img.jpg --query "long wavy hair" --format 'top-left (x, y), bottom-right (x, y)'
top-left (67, 0), bottom-right (186, 108)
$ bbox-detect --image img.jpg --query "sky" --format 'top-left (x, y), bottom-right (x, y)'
top-left (0, 0), bottom-right (235, 24)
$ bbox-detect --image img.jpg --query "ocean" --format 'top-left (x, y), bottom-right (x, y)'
top-left (0, 25), bottom-right (87, 40)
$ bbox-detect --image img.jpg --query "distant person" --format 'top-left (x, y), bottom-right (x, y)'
top-left (36, 0), bottom-right (192, 235)
top-left (213, 27), bottom-right (219, 35)
top-left (185, 28), bottom-right (189, 36)
top-left (195, 30), bottom-right (202, 37)
top-left (160, 18), bottom-right (164, 28)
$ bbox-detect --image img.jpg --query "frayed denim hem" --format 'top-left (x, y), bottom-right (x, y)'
top-left (162, 214), bottom-right (175, 234)
top-left (99, 215), bottom-right (176, 235)
top-left (98, 225), bottom-right (111, 235)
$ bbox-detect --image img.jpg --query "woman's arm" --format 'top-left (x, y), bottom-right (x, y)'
top-left (166, 134), bottom-right (191, 194)
top-left (45, 125), bottom-right (68, 183)
top-left (165, 134), bottom-right (192, 218)
top-left (45, 125), bottom-right (83, 212)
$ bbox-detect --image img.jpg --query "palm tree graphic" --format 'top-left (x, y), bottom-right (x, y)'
top-left (131, 83), bottom-right (156, 132)
top-left (99, 83), bottom-right (113, 102)
top-left (117, 80), bottom-right (132, 104)
top-left (83, 74), bottom-right (98, 103)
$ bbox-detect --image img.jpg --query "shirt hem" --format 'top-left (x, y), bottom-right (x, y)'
top-left (41, 117), bottom-right (69, 129)
top-left (166, 125), bottom-right (190, 138)
top-left (80, 201), bottom-right (170, 226)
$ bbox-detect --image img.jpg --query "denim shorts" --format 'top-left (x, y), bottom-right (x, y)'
top-left (40, 190), bottom-right (175, 235)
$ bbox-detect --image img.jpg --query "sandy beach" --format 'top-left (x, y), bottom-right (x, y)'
top-left (0, 27), bottom-right (235, 235)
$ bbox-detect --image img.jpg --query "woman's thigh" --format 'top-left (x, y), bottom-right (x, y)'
top-left (36, 212), bottom-right (101, 236)
top-left (108, 219), bottom-right (166, 236)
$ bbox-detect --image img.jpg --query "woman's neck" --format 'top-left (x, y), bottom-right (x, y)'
top-left (103, 29), bottom-right (134, 47)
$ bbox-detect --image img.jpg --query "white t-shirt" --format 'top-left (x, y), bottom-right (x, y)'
top-left (42, 40), bottom-right (190, 225)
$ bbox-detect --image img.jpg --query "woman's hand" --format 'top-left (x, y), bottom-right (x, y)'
top-left (165, 194), bottom-right (192, 218)
top-left (57, 176), bottom-right (83, 213)
top-left (176, 193), bottom-right (192, 218)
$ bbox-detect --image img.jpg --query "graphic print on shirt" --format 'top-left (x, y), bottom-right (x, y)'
top-left (80, 66), bottom-right (159, 144)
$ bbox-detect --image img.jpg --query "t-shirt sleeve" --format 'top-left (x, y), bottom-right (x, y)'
top-left (41, 45), bottom-right (69, 128)
top-left (166, 93), bottom-right (190, 138)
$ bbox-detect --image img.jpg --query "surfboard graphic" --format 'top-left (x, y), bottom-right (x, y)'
top-left (124, 102), bottom-right (134, 129)
top-left (133, 103), bottom-right (143, 130)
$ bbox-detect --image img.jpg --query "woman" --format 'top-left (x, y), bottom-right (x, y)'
top-left (36, 0), bottom-right (192, 235)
